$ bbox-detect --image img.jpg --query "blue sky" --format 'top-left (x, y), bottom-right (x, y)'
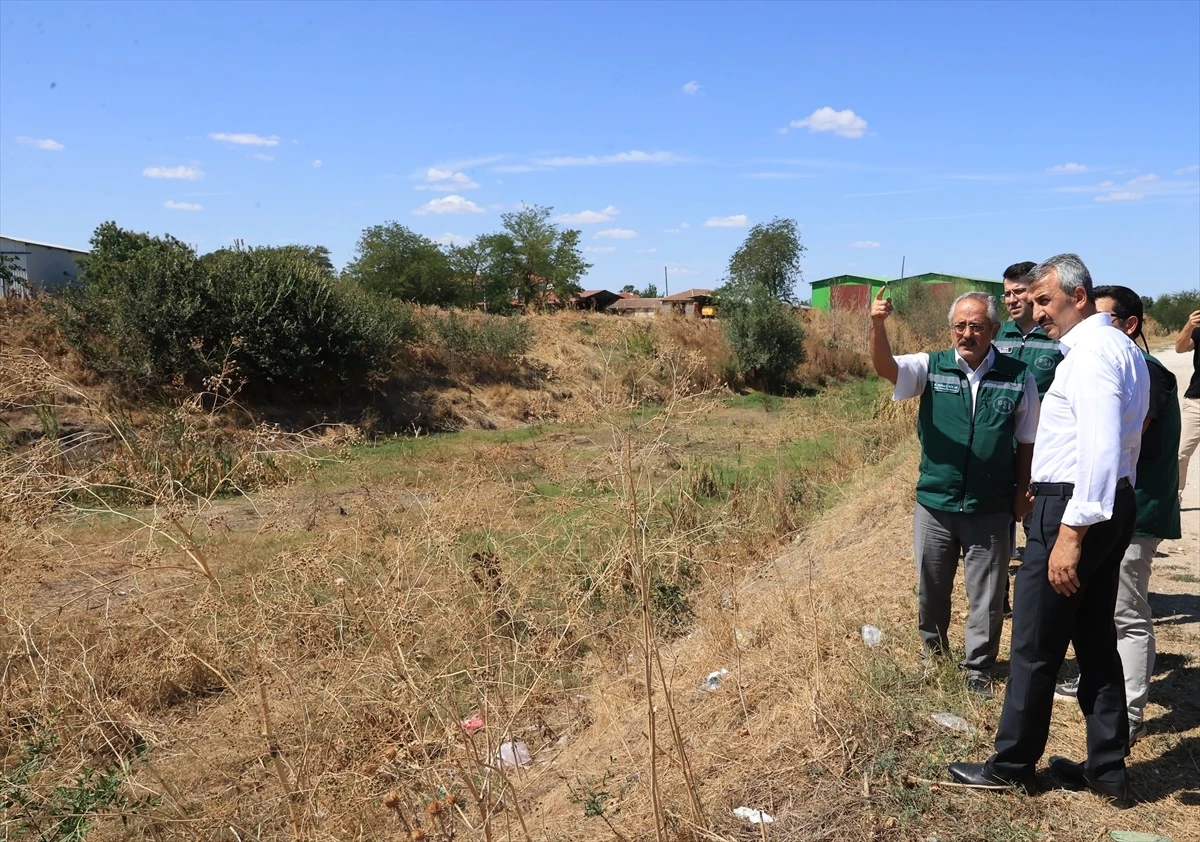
top-left (2, 0), bottom-right (1198, 298)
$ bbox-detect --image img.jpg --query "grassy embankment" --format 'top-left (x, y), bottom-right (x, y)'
top-left (3, 304), bottom-right (1197, 842)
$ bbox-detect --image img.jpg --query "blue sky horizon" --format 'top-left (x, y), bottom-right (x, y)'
top-left (2, 0), bottom-right (1198, 298)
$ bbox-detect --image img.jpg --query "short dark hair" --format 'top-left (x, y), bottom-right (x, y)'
top-left (1093, 284), bottom-right (1145, 348)
top-left (1003, 262), bottom-right (1036, 282)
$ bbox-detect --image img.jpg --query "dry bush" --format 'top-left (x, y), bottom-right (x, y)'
top-left (797, 308), bottom-right (871, 385)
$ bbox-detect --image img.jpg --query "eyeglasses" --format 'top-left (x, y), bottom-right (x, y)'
top-left (951, 322), bottom-right (991, 334)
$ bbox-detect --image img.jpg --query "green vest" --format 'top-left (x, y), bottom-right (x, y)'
top-left (994, 321), bottom-right (1062, 399)
top-left (916, 350), bottom-right (1028, 514)
top-left (1135, 351), bottom-right (1182, 539)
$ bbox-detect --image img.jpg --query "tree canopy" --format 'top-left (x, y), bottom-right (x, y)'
top-left (339, 207), bottom-right (590, 311)
top-left (341, 223), bottom-right (455, 305)
top-left (716, 217), bottom-right (807, 391)
top-left (724, 217), bottom-right (805, 305)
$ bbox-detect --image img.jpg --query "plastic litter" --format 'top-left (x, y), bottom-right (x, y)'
top-left (732, 806), bottom-right (774, 824)
top-left (930, 712), bottom-right (974, 733)
top-left (460, 713), bottom-right (485, 734)
top-left (497, 741), bottom-right (532, 768)
top-left (734, 627), bottom-right (756, 648)
top-left (702, 668), bottom-right (730, 692)
top-left (861, 624), bottom-right (883, 648)
top-left (1109, 833), bottom-right (1174, 842)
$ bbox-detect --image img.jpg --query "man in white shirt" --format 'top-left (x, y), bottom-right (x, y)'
top-left (870, 289), bottom-right (1038, 696)
top-left (949, 254), bottom-right (1149, 807)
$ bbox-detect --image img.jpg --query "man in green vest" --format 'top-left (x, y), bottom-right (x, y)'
top-left (870, 288), bottom-right (1039, 696)
top-left (1054, 285), bottom-right (1180, 744)
top-left (995, 262), bottom-right (1064, 398)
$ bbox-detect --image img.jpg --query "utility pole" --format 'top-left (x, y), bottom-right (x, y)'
top-left (663, 265), bottom-right (669, 298)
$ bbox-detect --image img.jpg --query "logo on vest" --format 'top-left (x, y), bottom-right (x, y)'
top-left (1035, 355), bottom-right (1056, 371)
top-left (993, 396), bottom-right (1016, 415)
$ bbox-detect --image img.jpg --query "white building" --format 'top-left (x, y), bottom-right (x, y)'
top-left (0, 235), bottom-right (88, 297)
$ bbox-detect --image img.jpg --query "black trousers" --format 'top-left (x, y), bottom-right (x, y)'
top-left (989, 484), bottom-right (1136, 784)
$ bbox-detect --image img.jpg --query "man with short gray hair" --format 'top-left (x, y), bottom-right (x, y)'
top-left (949, 254), bottom-right (1149, 807)
top-left (870, 287), bottom-right (1038, 696)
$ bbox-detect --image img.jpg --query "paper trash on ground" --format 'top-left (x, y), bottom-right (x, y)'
top-left (732, 806), bottom-right (774, 824)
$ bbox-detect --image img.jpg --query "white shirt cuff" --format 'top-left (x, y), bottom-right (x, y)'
top-left (1061, 500), bottom-right (1110, 528)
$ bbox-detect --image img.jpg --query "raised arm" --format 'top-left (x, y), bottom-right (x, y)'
top-left (869, 287), bottom-right (899, 384)
top-left (1175, 310), bottom-right (1200, 354)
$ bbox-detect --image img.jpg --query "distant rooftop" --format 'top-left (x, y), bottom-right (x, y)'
top-left (662, 288), bottom-right (713, 301)
top-left (0, 234), bottom-right (89, 254)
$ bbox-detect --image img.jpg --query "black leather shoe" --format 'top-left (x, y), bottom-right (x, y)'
top-left (947, 762), bottom-right (1034, 791)
top-left (966, 676), bottom-right (994, 699)
top-left (1048, 756), bottom-right (1131, 808)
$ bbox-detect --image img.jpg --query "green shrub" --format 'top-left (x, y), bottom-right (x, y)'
top-left (426, 311), bottom-right (532, 364)
top-left (57, 223), bottom-right (410, 399)
top-left (720, 283), bottom-right (806, 391)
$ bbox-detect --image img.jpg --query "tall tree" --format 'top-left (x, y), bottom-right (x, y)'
top-left (447, 233), bottom-right (521, 312)
top-left (498, 205), bottom-right (591, 307)
top-left (716, 217), bottom-right (807, 392)
top-left (342, 223), bottom-right (455, 305)
top-left (725, 217), bottom-right (805, 305)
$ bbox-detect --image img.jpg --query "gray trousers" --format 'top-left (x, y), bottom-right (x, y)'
top-left (914, 503), bottom-right (1011, 678)
top-left (1116, 536), bottom-right (1158, 726)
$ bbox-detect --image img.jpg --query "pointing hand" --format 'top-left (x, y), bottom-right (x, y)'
top-left (871, 286), bottom-right (893, 322)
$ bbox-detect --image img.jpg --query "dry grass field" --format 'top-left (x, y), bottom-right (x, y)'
top-left (3, 303), bottom-right (1197, 842)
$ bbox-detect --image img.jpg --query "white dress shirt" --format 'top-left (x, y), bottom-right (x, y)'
top-left (892, 346), bottom-right (1040, 444)
top-left (1030, 312), bottom-right (1149, 527)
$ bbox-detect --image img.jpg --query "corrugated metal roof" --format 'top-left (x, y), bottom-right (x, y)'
top-left (0, 234), bottom-right (89, 254)
top-left (810, 274), bottom-right (891, 288)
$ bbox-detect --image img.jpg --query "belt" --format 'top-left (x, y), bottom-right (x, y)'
top-left (1029, 477), bottom-right (1131, 498)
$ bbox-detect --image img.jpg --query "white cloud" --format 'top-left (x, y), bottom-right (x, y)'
top-left (635, 248), bottom-right (658, 254)
top-left (413, 194), bottom-right (485, 215)
top-left (784, 107), bottom-right (868, 139)
top-left (1094, 192), bottom-right (1143, 203)
top-left (251, 153), bottom-right (274, 162)
top-left (162, 200), bottom-right (203, 211)
top-left (682, 80), bottom-right (700, 96)
top-left (666, 265), bottom-right (699, 276)
top-left (534, 150), bottom-right (683, 167)
top-left (1099, 180), bottom-right (1115, 187)
top-left (1175, 164), bottom-right (1200, 175)
top-left (681, 222), bottom-right (690, 228)
top-left (850, 241), bottom-right (881, 249)
top-left (17, 136), bottom-right (64, 151)
top-left (555, 205), bottom-right (620, 224)
top-left (1126, 173), bottom-right (1158, 186)
top-left (744, 171), bottom-right (816, 180)
top-left (1048, 162), bottom-right (1088, 174)
top-left (664, 228), bottom-right (684, 234)
top-left (208, 132), bottom-right (279, 147)
top-left (434, 232), bottom-right (471, 248)
top-left (312, 159), bottom-right (323, 168)
top-left (584, 246), bottom-right (616, 254)
top-left (143, 165), bottom-right (204, 180)
top-left (595, 228), bottom-right (637, 239)
top-left (704, 214), bottom-right (749, 228)
top-left (438, 154), bottom-right (504, 171)
top-left (415, 167), bottom-right (480, 191)
top-left (490, 163), bottom-right (541, 173)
